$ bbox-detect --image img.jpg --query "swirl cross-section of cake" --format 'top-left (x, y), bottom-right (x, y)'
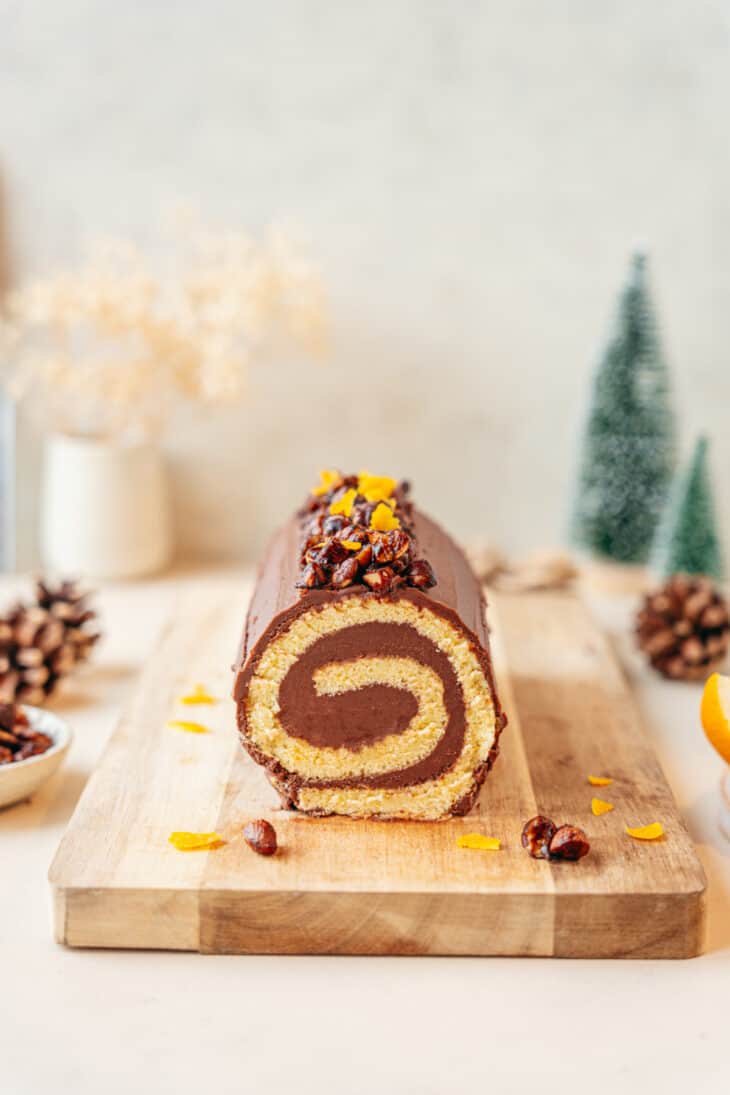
top-left (233, 471), bottom-right (507, 820)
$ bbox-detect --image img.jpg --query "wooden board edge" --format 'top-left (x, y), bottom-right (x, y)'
top-left (199, 885), bottom-right (707, 958)
top-left (199, 888), bottom-right (555, 956)
top-left (552, 886), bottom-right (708, 959)
top-left (50, 883), bottom-right (706, 958)
top-left (51, 885), bottom-right (68, 946)
top-left (51, 885), bottom-right (201, 951)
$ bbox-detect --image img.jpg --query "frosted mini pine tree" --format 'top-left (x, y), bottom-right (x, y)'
top-left (651, 436), bottom-right (724, 580)
top-left (570, 252), bottom-right (676, 564)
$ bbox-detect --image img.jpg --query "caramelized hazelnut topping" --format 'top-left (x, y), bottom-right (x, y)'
top-left (363, 566), bottom-right (396, 594)
top-left (407, 559), bottom-right (437, 590)
top-left (298, 472), bottom-right (436, 594)
top-left (331, 558), bottom-right (359, 589)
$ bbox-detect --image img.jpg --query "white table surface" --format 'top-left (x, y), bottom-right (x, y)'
top-left (1, 569), bottom-right (729, 1095)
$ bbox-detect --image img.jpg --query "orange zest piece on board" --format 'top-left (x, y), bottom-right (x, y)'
top-left (167, 720), bottom-right (210, 734)
top-left (312, 469), bottom-right (342, 496)
top-left (588, 775), bottom-right (613, 786)
top-left (700, 672), bottom-right (730, 765)
top-left (357, 472), bottom-right (397, 504)
top-left (329, 488), bottom-right (357, 518)
top-left (456, 833), bottom-right (501, 851)
top-left (341, 540), bottom-right (362, 551)
top-left (369, 502), bottom-right (400, 532)
top-left (625, 823), bottom-right (664, 841)
top-left (591, 797), bottom-right (614, 816)
top-left (179, 684), bottom-right (217, 705)
top-left (169, 831), bottom-right (225, 851)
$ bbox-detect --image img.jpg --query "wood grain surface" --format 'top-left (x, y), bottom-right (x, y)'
top-left (49, 582), bottom-right (706, 957)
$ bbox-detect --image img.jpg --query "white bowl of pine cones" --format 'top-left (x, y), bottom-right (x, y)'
top-left (0, 704), bottom-right (73, 809)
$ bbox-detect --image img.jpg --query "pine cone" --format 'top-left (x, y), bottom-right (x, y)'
top-left (635, 574), bottom-right (729, 681)
top-left (0, 579), bottom-right (100, 704)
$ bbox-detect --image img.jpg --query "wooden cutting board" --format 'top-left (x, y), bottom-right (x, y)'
top-left (49, 581), bottom-right (706, 958)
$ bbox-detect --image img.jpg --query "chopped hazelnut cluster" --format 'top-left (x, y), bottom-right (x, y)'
top-left (0, 703), bottom-right (53, 765)
top-left (296, 470), bottom-right (437, 594)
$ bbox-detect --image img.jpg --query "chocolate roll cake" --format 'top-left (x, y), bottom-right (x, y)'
top-left (233, 471), bottom-right (507, 820)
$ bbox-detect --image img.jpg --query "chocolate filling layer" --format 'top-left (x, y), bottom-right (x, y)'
top-left (277, 621), bottom-right (466, 789)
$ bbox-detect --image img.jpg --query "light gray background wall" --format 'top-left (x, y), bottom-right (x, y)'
top-left (2, 0), bottom-right (729, 565)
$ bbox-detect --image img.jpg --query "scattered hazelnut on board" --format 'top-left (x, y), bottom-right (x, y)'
top-left (521, 815), bottom-right (590, 862)
top-left (520, 815), bottom-right (557, 859)
top-left (549, 825), bottom-right (591, 861)
top-left (243, 819), bottom-right (278, 857)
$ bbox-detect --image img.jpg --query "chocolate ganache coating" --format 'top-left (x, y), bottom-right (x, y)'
top-left (233, 488), bottom-right (507, 819)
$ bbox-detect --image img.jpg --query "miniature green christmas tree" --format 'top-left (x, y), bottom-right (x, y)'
top-left (570, 252), bottom-right (676, 564)
top-left (651, 436), bottom-right (724, 580)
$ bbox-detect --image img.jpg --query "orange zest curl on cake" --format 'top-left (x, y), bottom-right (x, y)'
top-left (296, 470), bottom-right (436, 594)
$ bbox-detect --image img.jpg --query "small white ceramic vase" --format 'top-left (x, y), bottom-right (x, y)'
top-left (41, 434), bottom-right (171, 579)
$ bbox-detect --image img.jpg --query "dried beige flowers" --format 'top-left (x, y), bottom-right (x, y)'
top-left (0, 214), bottom-right (328, 441)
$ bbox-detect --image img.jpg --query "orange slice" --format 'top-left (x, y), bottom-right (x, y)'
top-left (169, 831), bottom-right (225, 851)
top-left (329, 488), bottom-right (357, 518)
top-left (588, 775), bottom-right (613, 787)
top-left (179, 684), bottom-right (217, 705)
top-left (312, 469), bottom-right (342, 496)
top-left (456, 833), bottom-right (500, 851)
top-left (369, 502), bottom-right (400, 531)
top-left (591, 797), bottom-right (614, 816)
top-left (625, 823), bottom-right (664, 841)
top-left (700, 672), bottom-right (730, 765)
top-left (167, 719), bottom-right (210, 734)
top-left (358, 473), bottom-right (397, 503)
